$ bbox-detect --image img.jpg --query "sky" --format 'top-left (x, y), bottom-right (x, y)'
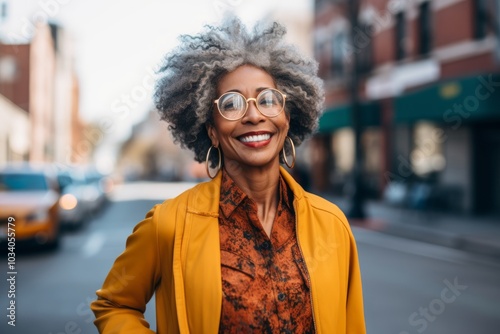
top-left (2, 0), bottom-right (311, 121)
top-left (1, 0), bottom-right (312, 171)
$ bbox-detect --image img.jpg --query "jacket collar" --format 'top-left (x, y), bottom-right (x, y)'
top-left (279, 166), bottom-right (305, 202)
top-left (188, 166), bottom-right (304, 216)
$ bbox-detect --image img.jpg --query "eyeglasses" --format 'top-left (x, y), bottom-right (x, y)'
top-left (214, 88), bottom-right (286, 121)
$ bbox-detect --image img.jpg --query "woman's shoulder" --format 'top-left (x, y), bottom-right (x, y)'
top-left (300, 191), bottom-right (352, 232)
top-left (302, 191), bottom-right (346, 217)
top-left (282, 168), bottom-right (349, 227)
top-left (154, 178), bottom-right (220, 215)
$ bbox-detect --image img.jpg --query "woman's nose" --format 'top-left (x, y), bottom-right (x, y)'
top-left (242, 99), bottom-right (265, 123)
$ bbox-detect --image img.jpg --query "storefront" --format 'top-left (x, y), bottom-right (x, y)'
top-left (393, 74), bottom-right (500, 215)
top-left (314, 101), bottom-right (382, 195)
top-left (315, 74), bottom-right (500, 215)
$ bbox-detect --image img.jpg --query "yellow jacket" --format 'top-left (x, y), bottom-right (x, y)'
top-left (91, 167), bottom-right (366, 333)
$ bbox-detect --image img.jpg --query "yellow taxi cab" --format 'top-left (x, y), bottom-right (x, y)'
top-left (0, 165), bottom-right (61, 250)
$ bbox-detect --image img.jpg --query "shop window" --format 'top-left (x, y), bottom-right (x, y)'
top-left (362, 129), bottom-right (382, 174)
top-left (362, 128), bottom-right (382, 197)
top-left (332, 128), bottom-right (354, 174)
top-left (330, 128), bottom-right (354, 193)
top-left (411, 122), bottom-right (445, 177)
top-left (330, 128), bottom-right (381, 197)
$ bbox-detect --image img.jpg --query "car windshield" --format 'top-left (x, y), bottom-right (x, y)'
top-left (0, 173), bottom-right (49, 191)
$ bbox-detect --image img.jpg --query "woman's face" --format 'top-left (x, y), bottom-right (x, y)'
top-left (208, 65), bottom-right (290, 172)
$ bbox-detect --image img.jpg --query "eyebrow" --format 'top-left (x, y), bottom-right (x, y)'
top-left (224, 87), bottom-right (273, 94)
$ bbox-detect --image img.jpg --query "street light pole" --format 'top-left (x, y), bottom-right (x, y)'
top-left (347, 0), bottom-right (366, 219)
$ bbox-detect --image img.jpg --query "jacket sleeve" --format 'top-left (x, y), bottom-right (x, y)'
top-left (346, 226), bottom-right (366, 334)
top-left (91, 205), bottom-right (161, 333)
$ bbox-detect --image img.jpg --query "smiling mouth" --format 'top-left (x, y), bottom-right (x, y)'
top-left (238, 133), bottom-right (272, 143)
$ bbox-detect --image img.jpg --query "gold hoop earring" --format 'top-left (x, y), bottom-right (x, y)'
top-left (283, 136), bottom-right (296, 169)
top-left (205, 145), bottom-right (222, 179)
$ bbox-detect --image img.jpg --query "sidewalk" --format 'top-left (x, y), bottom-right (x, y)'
top-left (323, 195), bottom-right (500, 260)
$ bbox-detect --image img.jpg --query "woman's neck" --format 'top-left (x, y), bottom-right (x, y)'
top-left (223, 161), bottom-right (281, 237)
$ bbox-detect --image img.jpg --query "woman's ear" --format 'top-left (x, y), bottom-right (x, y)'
top-left (285, 109), bottom-right (291, 131)
top-left (206, 123), bottom-right (219, 147)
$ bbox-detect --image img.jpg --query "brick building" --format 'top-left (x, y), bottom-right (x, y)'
top-left (313, 0), bottom-right (500, 215)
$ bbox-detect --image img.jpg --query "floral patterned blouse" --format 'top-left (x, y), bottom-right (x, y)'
top-left (218, 170), bottom-right (315, 333)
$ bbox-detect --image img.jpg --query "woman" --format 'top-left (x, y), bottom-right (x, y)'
top-left (91, 17), bottom-right (365, 333)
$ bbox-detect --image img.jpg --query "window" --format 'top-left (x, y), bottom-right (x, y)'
top-left (332, 32), bottom-right (347, 78)
top-left (474, 0), bottom-right (488, 39)
top-left (332, 128), bottom-right (355, 174)
top-left (358, 23), bottom-right (374, 74)
top-left (314, 0), bottom-right (332, 12)
top-left (395, 11), bottom-right (406, 61)
top-left (316, 38), bottom-right (331, 80)
top-left (0, 1), bottom-right (7, 22)
top-left (411, 122), bottom-right (445, 177)
top-left (0, 56), bottom-right (17, 83)
top-left (0, 173), bottom-right (49, 191)
top-left (418, 1), bottom-right (432, 55)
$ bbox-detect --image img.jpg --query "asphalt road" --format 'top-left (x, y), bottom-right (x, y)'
top-left (1, 182), bottom-right (499, 334)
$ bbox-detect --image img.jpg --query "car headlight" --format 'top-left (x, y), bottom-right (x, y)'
top-left (27, 209), bottom-right (49, 222)
top-left (59, 194), bottom-right (78, 211)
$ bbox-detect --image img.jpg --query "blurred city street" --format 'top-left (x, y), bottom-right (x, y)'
top-left (2, 0), bottom-right (500, 333)
top-left (0, 181), bottom-right (499, 334)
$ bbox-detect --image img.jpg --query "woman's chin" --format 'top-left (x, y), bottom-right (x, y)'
top-left (225, 157), bottom-right (281, 172)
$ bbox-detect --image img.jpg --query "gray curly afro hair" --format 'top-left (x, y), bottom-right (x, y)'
top-left (154, 16), bottom-right (324, 167)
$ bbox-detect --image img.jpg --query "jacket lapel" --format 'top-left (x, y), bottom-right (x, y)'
top-left (179, 172), bottom-right (223, 333)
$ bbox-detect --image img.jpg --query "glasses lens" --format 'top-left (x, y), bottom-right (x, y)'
top-left (257, 89), bottom-right (284, 117)
top-left (218, 93), bottom-right (246, 120)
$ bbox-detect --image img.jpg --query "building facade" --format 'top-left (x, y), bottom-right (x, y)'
top-left (0, 21), bottom-right (83, 167)
top-left (0, 94), bottom-right (29, 163)
top-left (313, 0), bottom-right (500, 215)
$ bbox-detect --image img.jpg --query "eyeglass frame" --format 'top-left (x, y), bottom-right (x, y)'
top-left (213, 88), bottom-right (287, 121)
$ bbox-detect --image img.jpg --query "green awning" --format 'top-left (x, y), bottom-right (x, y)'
top-left (318, 102), bottom-right (380, 133)
top-left (394, 74), bottom-right (500, 123)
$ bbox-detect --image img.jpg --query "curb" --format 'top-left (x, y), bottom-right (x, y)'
top-left (350, 219), bottom-right (500, 260)
top-left (323, 195), bottom-right (500, 260)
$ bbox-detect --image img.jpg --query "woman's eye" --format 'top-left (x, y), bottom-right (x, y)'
top-left (224, 96), bottom-right (246, 111)
top-left (222, 101), bottom-right (235, 110)
top-left (260, 97), bottom-right (277, 107)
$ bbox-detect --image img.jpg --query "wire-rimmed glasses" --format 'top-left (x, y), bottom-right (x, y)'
top-left (214, 88), bottom-right (286, 121)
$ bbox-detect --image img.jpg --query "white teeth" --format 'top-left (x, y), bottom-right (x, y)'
top-left (239, 134), bottom-right (271, 143)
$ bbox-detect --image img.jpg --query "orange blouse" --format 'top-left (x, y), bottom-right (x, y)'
top-left (218, 170), bottom-right (314, 333)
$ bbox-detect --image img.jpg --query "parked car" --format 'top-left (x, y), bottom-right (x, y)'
top-left (57, 168), bottom-right (93, 229)
top-left (82, 168), bottom-right (113, 213)
top-left (0, 165), bottom-right (61, 250)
